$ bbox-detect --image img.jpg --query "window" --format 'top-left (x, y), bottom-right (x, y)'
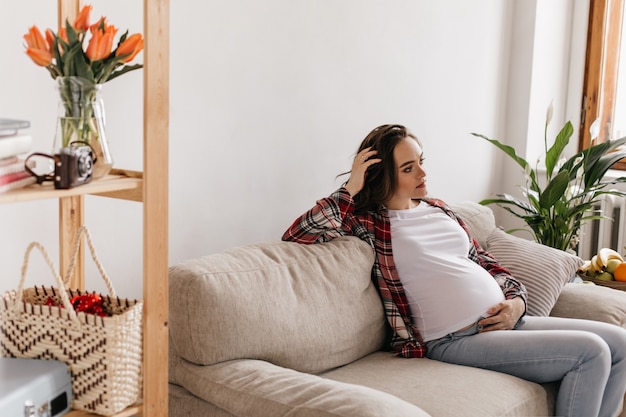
top-left (580, 0), bottom-right (625, 168)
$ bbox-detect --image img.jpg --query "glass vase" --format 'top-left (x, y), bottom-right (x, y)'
top-left (53, 76), bottom-right (113, 179)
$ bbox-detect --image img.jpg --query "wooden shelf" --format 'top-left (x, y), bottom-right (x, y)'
top-left (0, 169), bottom-right (143, 204)
top-left (3, 1), bottom-right (170, 416)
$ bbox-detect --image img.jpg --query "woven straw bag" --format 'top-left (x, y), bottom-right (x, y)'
top-left (0, 226), bottom-right (143, 416)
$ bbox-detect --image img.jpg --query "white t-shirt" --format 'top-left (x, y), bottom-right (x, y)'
top-left (388, 202), bottom-right (505, 342)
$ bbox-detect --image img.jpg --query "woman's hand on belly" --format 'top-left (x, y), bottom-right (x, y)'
top-left (478, 297), bottom-right (526, 332)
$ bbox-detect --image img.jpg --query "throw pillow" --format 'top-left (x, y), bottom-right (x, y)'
top-left (485, 228), bottom-right (584, 316)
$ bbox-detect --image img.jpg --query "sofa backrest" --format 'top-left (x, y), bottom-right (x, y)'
top-left (169, 236), bottom-right (387, 374)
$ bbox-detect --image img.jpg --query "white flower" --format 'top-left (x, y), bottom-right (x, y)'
top-left (590, 118), bottom-right (601, 142)
top-left (546, 101), bottom-right (554, 126)
top-left (524, 163), bottom-right (533, 182)
top-left (576, 166), bottom-right (585, 182)
top-left (566, 183), bottom-right (583, 201)
top-left (571, 155), bottom-right (585, 182)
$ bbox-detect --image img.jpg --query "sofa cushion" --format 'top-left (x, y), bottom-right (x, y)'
top-left (170, 384), bottom-right (235, 417)
top-left (485, 228), bottom-right (583, 316)
top-left (320, 351), bottom-right (555, 417)
top-left (551, 282), bottom-right (626, 327)
top-left (169, 356), bottom-right (430, 417)
top-left (169, 236), bottom-right (386, 374)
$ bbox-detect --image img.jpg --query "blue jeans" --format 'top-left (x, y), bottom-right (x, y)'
top-left (425, 316), bottom-right (626, 417)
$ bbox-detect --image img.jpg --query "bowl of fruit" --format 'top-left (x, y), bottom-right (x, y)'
top-left (577, 248), bottom-right (626, 291)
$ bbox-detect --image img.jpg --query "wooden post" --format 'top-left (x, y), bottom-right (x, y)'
top-left (58, 0), bottom-right (84, 288)
top-left (57, 0), bottom-right (79, 30)
top-left (59, 196), bottom-right (84, 288)
top-left (143, 0), bottom-right (170, 415)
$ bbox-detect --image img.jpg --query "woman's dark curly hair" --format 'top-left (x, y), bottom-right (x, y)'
top-left (344, 124), bottom-right (421, 214)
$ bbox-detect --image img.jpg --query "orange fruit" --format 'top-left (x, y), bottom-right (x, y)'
top-left (613, 262), bottom-right (626, 282)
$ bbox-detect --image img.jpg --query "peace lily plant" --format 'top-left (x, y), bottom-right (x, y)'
top-left (472, 104), bottom-right (626, 252)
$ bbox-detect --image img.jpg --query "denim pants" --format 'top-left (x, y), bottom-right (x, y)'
top-left (425, 316), bottom-right (626, 417)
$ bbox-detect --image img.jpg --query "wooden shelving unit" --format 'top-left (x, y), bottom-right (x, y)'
top-left (0, 169), bottom-right (143, 204)
top-left (1, 1), bottom-right (169, 416)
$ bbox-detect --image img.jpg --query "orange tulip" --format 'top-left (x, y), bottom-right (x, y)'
top-left (45, 29), bottom-right (55, 48)
top-left (23, 26), bottom-right (52, 66)
top-left (25, 48), bottom-right (52, 67)
top-left (116, 33), bottom-right (144, 63)
top-left (24, 26), bottom-right (48, 51)
top-left (24, 4), bottom-right (143, 82)
top-left (58, 27), bottom-right (68, 44)
top-left (89, 16), bottom-right (109, 34)
top-left (45, 28), bottom-right (64, 56)
top-left (86, 23), bottom-right (117, 61)
top-left (73, 5), bottom-right (92, 32)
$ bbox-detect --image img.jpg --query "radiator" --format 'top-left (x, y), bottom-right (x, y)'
top-left (577, 194), bottom-right (626, 259)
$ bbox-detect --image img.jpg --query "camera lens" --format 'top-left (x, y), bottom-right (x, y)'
top-left (77, 154), bottom-right (93, 179)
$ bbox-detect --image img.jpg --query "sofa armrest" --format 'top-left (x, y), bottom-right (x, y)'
top-left (550, 283), bottom-right (626, 328)
top-left (169, 354), bottom-right (430, 417)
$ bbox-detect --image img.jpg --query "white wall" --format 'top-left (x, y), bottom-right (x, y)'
top-left (493, 0), bottom-right (589, 234)
top-left (0, 0), bottom-right (586, 298)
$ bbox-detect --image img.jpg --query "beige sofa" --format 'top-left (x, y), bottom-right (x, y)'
top-left (168, 201), bottom-right (626, 417)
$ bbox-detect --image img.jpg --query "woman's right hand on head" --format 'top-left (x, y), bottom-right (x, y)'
top-left (344, 147), bottom-right (382, 197)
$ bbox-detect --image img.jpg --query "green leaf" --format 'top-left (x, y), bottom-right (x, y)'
top-left (114, 30), bottom-right (130, 49)
top-left (480, 194), bottom-right (537, 215)
top-left (65, 20), bottom-right (80, 44)
top-left (471, 133), bottom-right (529, 170)
top-left (51, 35), bottom-right (64, 71)
top-left (471, 133), bottom-right (538, 190)
top-left (545, 121), bottom-right (573, 179)
top-left (61, 37), bottom-right (93, 81)
top-left (585, 151), bottom-right (626, 188)
top-left (539, 171), bottom-right (569, 209)
top-left (105, 63), bottom-right (143, 83)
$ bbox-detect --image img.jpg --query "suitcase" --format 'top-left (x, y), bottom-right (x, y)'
top-left (0, 357), bottom-right (72, 416)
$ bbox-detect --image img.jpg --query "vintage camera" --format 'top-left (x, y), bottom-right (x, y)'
top-left (53, 145), bottom-right (94, 189)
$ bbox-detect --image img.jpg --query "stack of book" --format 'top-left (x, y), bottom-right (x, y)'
top-left (0, 119), bottom-right (36, 193)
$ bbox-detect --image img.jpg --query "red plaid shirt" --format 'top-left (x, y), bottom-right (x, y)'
top-left (282, 187), bottom-right (527, 358)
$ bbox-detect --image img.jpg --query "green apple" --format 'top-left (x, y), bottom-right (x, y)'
top-left (596, 271), bottom-right (614, 281)
top-left (606, 259), bottom-right (623, 274)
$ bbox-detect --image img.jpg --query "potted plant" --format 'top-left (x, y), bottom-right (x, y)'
top-left (472, 105), bottom-right (626, 252)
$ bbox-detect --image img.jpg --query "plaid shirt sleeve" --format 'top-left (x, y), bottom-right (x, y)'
top-left (282, 187), bottom-right (372, 244)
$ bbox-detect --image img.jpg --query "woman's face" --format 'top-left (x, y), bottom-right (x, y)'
top-left (385, 137), bottom-right (427, 209)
